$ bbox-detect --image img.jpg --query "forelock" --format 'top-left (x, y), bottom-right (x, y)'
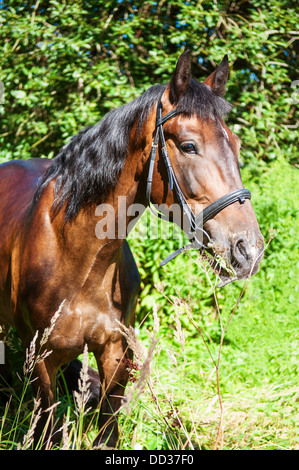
top-left (176, 79), bottom-right (232, 119)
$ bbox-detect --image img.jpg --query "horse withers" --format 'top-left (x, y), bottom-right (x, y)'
top-left (0, 52), bottom-right (264, 448)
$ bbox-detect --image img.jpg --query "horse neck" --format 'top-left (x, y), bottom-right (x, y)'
top-left (51, 110), bottom-right (156, 262)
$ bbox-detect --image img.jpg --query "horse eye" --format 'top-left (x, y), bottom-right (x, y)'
top-left (181, 143), bottom-right (196, 154)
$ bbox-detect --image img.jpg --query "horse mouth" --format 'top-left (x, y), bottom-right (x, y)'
top-left (206, 255), bottom-right (239, 288)
top-left (205, 244), bottom-right (261, 288)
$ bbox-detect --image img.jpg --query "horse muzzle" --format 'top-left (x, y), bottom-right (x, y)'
top-left (208, 231), bottom-right (264, 287)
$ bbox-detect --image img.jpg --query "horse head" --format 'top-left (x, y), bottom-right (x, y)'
top-left (147, 51), bottom-right (264, 285)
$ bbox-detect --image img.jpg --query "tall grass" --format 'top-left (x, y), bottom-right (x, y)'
top-left (0, 300), bottom-right (298, 450)
top-left (0, 159), bottom-right (298, 449)
top-left (1, 242), bottom-right (297, 450)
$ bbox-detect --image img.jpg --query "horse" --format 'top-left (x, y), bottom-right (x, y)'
top-left (0, 51), bottom-right (264, 448)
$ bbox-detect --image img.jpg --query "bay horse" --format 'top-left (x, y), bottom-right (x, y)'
top-left (0, 52), bottom-right (264, 448)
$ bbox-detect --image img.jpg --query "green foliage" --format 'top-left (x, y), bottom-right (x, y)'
top-left (0, 0), bottom-right (298, 164)
top-left (0, 0), bottom-right (298, 450)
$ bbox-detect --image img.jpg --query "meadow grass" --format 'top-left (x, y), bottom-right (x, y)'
top-left (1, 246), bottom-right (297, 451)
top-left (0, 159), bottom-right (298, 450)
top-left (0, 285), bottom-right (298, 450)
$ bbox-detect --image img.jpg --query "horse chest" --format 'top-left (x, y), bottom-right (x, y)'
top-left (48, 303), bottom-right (122, 353)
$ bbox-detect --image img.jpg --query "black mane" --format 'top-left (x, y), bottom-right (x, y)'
top-left (33, 80), bottom-right (231, 222)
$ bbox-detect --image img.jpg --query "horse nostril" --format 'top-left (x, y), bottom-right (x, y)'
top-left (235, 238), bottom-right (250, 261)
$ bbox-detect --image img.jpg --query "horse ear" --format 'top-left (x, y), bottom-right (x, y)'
top-left (169, 50), bottom-right (191, 104)
top-left (204, 55), bottom-right (229, 96)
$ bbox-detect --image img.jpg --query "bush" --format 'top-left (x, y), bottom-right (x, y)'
top-left (0, 1), bottom-right (297, 164)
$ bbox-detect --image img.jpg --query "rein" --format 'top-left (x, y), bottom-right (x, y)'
top-left (146, 95), bottom-right (251, 266)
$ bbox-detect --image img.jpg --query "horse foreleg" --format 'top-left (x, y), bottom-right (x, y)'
top-left (30, 357), bottom-right (60, 448)
top-left (59, 359), bottom-right (100, 408)
top-left (93, 339), bottom-right (130, 449)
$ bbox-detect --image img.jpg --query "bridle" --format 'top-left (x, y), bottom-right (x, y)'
top-left (146, 94), bottom-right (251, 266)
